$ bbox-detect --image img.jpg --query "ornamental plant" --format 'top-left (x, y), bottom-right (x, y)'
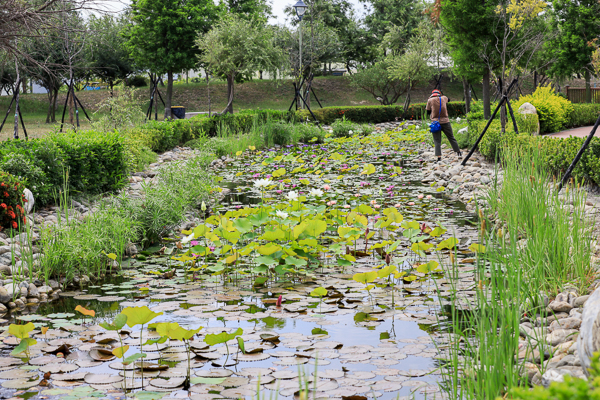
top-left (0, 171), bottom-right (27, 231)
top-left (514, 85), bottom-right (574, 134)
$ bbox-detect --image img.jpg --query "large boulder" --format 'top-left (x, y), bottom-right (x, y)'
top-left (517, 102), bottom-right (540, 136)
top-left (578, 287), bottom-right (600, 373)
top-left (23, 188), bottom-right (34, 214)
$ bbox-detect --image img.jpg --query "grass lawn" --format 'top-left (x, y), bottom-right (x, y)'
top-left (0, 75), bottom-right (482, 139)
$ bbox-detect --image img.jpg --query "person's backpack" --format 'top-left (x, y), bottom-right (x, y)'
top-left (429, 96), bottom-right (443, 133)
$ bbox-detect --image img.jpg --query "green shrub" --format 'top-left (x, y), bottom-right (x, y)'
top-left (125, 75), bottom-right (148, 88)
top-left (292, 123), bottom-right (326, 143)
top-left (262, 121), bottom-right (294, 146)
top-left (297, 105), bottom-right (405, 125)
top-left (568, 103), bottom-right (600, 128)
top-left (0, 153), bottom-right (52, 206)
top-left (0, 171), bottom-right (27, 231)
top-left (49, 130), bottom-right (128, 196)
top-left (514, 85), bottom-right (573, 134)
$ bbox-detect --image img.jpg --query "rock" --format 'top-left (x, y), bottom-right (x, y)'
top-left (26, 297), bottom-right (39, 304)
top-left (575, 295), bottom-right (590, 307)
top-left (518, 102), bottom-right (537, 115)
top-left (541, 369), bottom-right (567, 387)
top-left (27, 283), bottom-right (39, 299)
top-left (125, 243), bottom-right (138, 256)
top-left (549, 317), bottom-right (582, 332)
top-left (480, 176), bottom-right (491, 184)
top-left (0, 303), bottom-right (6, 313)
top-left (23, 188), bottom-right (35, 214)
top-left (549, 301), bottom-right (574, 313)
top-left (577, 286), bottom-right (600, 374)
top-left (7, 301), bottom-right (15, 309)
top-left (0, 264), bottom-right (11, 276)
top-left (37, 285), bottom-right (52, 295)
top-left (547, 329), bottom-right (578, 346)
top-left (0, 287), bottom-right (11, 303)
top-left (48, 280), bottom-right (59, 290)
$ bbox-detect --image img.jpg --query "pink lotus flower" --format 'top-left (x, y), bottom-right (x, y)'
top-left (191, 241), bottom-right (199, 246)
top-left (374, 205), bottom-right (381, 209)
top-left (354, 194), bottom-right (360, 197)
top-left (343, 205), bottom-right (351, 208)
top-left (417, 194), bottom-right (424, 199)
top-left (276, 295), bottom-right (283, 307)
top-left (408, 202), bottom-right (415, 206)
top-left (323, 185), bottom-right (331, 191)
top-left (426, 195), bottom-right (432, 199)
top-left (394, 204), bottom-right (401, 207)
top-left (326, 200), bottom-right (337, 206)
top-left (370, 200), bottom-right (377, 205)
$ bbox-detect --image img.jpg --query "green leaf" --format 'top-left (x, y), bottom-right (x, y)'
top-left (469, 243), bottom-right (486, 253)
top-left (9, 323), bottom-right (35, 339)
top-left (353, 271), bottom-right (378, 284)
top-left (285, 256), bottom-right (307, 267)
top-left (360, 163), bottom-right (376, 175)
top-left (189, 377), bottom-right (227, 385)
top-left (134, 391), bottom-right (166, 400)
top-left (310, 287), bottom-right (328, 297)
top-left (429, 226), bottom-right (447, 237)
top-left (437, 237), bottom-right (459, 250)
top-left (112, 345), bottom-right (129, 358)
top-left (303, 219), bottom-right (327, 237)
top-left (155, 322), bottom-right (202, 341)
top-left (311, 328), bottom-right (328, 335)
top-left (237, 337), bottom-right (246, 354)
top-left (411, 242), bottom-right (434, 253)
top-left (121, 306), bottom-right (163, 327)
top-left (123, 353), bottom-right (146, 365)
top-left (357, 204), bottom-right (375, 215)
top-left (144, 336), bottom-right (168, 346)
top-left (11, 338), bottom-right (36, 355)
top-left (204, 327), bottom-right (243, 346)
top-left (416, 260), bottom-right (440, 274)
top-left (233, 218), bottom-right (253, 234)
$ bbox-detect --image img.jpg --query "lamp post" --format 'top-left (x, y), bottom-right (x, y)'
top-left (293, 0), bottom-right (308, 108)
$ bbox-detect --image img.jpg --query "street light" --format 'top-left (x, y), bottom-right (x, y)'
top-left (293, 0), bottom-right (308, 108)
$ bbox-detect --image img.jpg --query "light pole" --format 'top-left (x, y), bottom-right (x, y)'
top-left (293, 0), bottom-right (308, 108)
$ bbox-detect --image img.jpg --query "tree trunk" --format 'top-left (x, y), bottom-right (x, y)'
top-left (69, 91), bottom-right (75, 126)
top-left (223, 74), bottom-right (234, 114)
top-left (533, 70), bottom-right (538, 89)
top-left (259, 70), bottom-right (263, 79)
top-left (585, 69), bottom-right (592, 103)
top-left (482, 68), bottom-right (491, 120)
top-left (14, 62), bottom-right (20, 139)
top-left (22, 79), bottom-right (27, 94)
top-left (46, 90), bottom-right (54, 124)
top-left (462, 78), bottom-right (471, 114)
top-left (165, 71), bottom-right (173, 119)
top-left (51, 88), bottom-right (58, 122)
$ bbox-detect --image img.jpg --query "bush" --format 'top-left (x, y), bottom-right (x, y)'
top-left (126, 75), bottom-right (148, 88)
top-left (291, 124), bottom-right (326, 143)
top-left (297, 105), bottom-right (404, 125)
top-left (262, 121), bottom-right (294, 146)
top-left (49, 130), bottom-right (128, 196)
top-left (329, 117), bottom-right (373, 138)
top-left (0, 171), bottom-right (27, 231)
top-left (514, 85), bottom-right (573, 134)
top-left (0, 153), bottom-right (52, 206)
top-left (568, 103), bottom-right (600, 128)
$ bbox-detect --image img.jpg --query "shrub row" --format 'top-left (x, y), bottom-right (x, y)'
top-left (0, 131), bottom-right (127, 207)
top-left (296, 102), bottom-right (467, 125)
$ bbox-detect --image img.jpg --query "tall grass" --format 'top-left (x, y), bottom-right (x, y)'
top-left (484, 147), bottom-right (595, 294)
top-left (440, 146), bottom-right (594, 399)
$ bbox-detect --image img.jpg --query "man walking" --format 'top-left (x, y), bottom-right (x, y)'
top-left (426, 89), bottom-right (462, 162)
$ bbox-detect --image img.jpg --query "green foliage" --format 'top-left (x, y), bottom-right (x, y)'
top-left (92, 88), bottom-right (146, 132)
top-left (350, 58), bottom-right (410, 105)
top-left (296, 105), bottom-right (403, 124)
top-left (291, 124), bottom-right (326, 144)
top-left (0, 129), bottom-right (128, 207)
top-left (566, 103), bottom-right (600, 128)
top-left (330, 118), bottom-right (374, 138)
top-left (0, 154), bottom-right (51, 207)
top-left (514, 86), bottom-right (574, 133)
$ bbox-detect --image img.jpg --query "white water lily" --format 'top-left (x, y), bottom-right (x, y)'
top-left (285, 191), bottom-right (299, 201)
top-left (254, 178), bottom-right (273, 188)
top-left (276, 210), bottom-right (289, 219)
top-left (309, 188), bottom-right (324, 197)
top-left (181, 232), bottom-right (195, 244)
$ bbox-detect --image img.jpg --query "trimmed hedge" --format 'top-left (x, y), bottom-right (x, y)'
top-left (296, 102), bottom-right (467, 125)
top-left (0, 130), bottom-right (128, 207)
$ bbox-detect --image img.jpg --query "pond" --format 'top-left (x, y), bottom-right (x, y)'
top-left (0, 129), bottom-right (482, 400)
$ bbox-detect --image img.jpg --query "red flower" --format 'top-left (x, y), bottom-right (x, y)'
top-left (3, 192), bottom-right (8, 197)
top-left (0, 183), bottom-right (4, 186)
top-left (11, 221), bottom-right (17, 229)
top-left (0, 203), bottom-right (5, 209)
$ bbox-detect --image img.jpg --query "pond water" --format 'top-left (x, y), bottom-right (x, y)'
top-left (0, 130), bottom-right (480, 400)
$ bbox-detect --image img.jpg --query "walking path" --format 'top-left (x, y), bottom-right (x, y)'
top-left (549, 126), bottom-right (596, 138)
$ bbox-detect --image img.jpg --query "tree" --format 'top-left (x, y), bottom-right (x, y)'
top-left (441, 0), bottom-right (499, 119)
top-left (549, 0), bottom-right (600, 103)
top-left (360, 0), bottom-right (424, 46)
top-left (351, 27), bottom-right (434, 105)
top-left (487, 0), bottom-right (549, 130)
top-left (125, 0), bottom-right (221, 119)
top-left (88, 15), bottom-right (136, 97)
top-left (225, 0), bottom-right (272, 21)
top-left (197, 15), bottom-right (284, 114)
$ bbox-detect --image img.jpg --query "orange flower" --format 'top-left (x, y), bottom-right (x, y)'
top-left (11, 221), bottom-right (17, 229)
top-left (0, 203), bottom-right (6, 209)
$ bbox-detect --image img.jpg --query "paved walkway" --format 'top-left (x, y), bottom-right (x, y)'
top-left (548, 126), bottom-right (596, 138)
